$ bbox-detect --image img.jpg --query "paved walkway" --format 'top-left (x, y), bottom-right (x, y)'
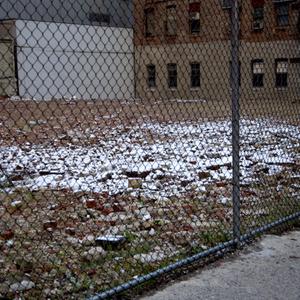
top-left (141, 231), bottom-right (300, 300)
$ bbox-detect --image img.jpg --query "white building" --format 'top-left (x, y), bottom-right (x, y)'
top-left (0, 0), bottom-right (134, 100)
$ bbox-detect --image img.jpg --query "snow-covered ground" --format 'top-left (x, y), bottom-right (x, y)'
top-left (0, 118), bottom-right (299, 199)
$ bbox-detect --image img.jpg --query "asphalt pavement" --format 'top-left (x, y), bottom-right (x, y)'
top-left (141, 230), bottom-right (300, 300)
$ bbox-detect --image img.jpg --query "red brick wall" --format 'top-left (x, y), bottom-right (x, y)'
top-left (134, 0), bottom-right (299, 46)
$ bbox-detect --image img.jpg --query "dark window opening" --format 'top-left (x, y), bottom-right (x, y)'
top-left (290, 57), bottom-right (300, 64)
top-left (275, 3), bottom-right (289, 27)
top-left (275, 59), bottom-right (288, 88)
top-left (147, 64), bottom-right (156, 88)
top-left (191, 63), bottom-right (200, 88)
top-left (189, 3), bottom-right (200, 34)
top-left (166, 5), bottom-right (177, 36)
top-left (145, 8), bottom-right (155, 37)
top-left (222, 0), bottom-right (232, 9)
top-left (252, 59), bottom-right (264, 87)
top-left (252, 6), bottom-right (264, 30)
top-left (89, 13), bottom-right (110, 25)
top-left (167, 63), bottom-right (177, 88)
top-left (297, 8), bottom-right (300, 32)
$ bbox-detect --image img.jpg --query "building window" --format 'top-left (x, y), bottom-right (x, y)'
top-left (189, 3), bottom-right (200, 34)
top-left (191, 63), bottom-right (200, 88)
top-left (290, 57), bottom-right (300, 64)
top-left (275, 59), bottom-right (288, 88)
top-left (298, 8), bottom-right (300, 33)
top-left (145, 8), bottom-right (155, 37)
top-left (166, 5), bottom-right (177, 36)
top-left (252, 6), bottom-right (264, 30)
top-left (252, 59), bottom-right (264, 87)
top-left (167, 63), bottom-right (177, 88)
top-left (89, 13), bottom-right (110, 25)
top-left (147, 64), bottom-right (156, 88)
top-left (222, 0), bottom-right (232, 9)
top-left (275, 3), bottom-right (289, 27)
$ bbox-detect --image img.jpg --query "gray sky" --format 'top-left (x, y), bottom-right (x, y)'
top-left (0, 0), bottom-right (133, 27)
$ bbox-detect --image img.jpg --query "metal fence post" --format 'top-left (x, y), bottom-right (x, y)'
top-left (230, 0), bottom-right (241, 246)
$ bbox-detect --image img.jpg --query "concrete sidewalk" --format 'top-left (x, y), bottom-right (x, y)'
top-left (141, 231), bottom-right (300, 300)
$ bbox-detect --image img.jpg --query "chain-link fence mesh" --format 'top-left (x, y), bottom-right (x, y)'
top-left (0, 0), bottom-right (299, 299)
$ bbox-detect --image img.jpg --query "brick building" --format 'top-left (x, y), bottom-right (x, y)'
top-left (134, 0), bottom-right (300, 103)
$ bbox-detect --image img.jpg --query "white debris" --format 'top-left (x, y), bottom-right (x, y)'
top-left (10, 280), bottom-right (35, 292)
top-left (149, 228), bottom-right (156, 236)
top-left (134, 251), bottom-right (165, 263)
top-left (82, 247), bottom-right (106, 261)
top-left (0, 118), bottom-right (298, 199)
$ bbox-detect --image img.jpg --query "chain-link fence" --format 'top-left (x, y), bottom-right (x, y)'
top-left (0, 0), bottom-right (299, 299)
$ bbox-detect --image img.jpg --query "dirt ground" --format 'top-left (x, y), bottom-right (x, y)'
top-left (0, 97), bottom-right (299, 146)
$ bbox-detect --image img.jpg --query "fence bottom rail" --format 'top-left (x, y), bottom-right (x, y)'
top-left (89, 211), bottom-right (300, 300)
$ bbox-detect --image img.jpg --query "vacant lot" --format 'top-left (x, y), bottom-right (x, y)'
top-left (0, 98), bottom-right (299, 299)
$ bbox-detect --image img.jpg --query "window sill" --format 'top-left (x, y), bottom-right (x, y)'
top-left (190, 32), bottom-right (201, 36)
top-left (275, 25), bottom-right (290, 31)
top-left (275, 87), bottom-right (288, 90)
top-left (190, 87), bottom-right (201, 91)
top-left (147, 87), bottom-right (156, 92)
top-left (168, 88), bottom-right (178, 91)
top-left (251, 28), bottom-right (264, 33)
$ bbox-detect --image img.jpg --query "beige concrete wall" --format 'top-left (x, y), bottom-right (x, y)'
top-left (0, 21), bottom-right (17, 96)
top-left (240, 40), bottom-right (300, 103)
top-left (135, 41), bottom-right (231, 102)
top-left (0, 39), bottom-right (17, 96)
top-left (135, 40), bottom-right (300, 103)
top-left (0, 20), bottom-right (16, 40)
